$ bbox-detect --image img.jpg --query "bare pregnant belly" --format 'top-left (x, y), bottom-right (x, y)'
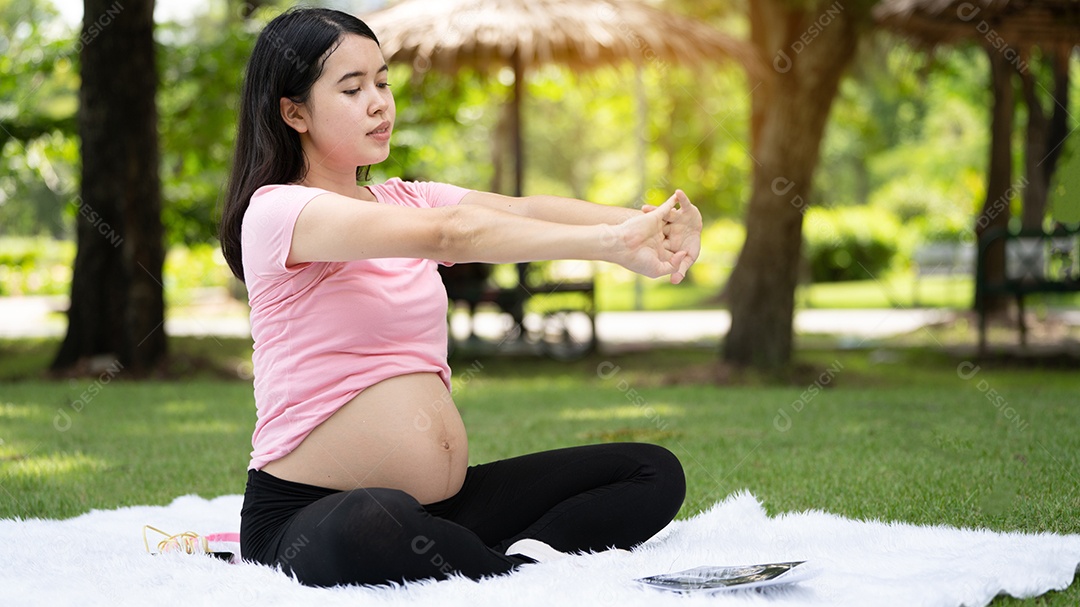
top-left (260, 372), bottom-right (468, 504)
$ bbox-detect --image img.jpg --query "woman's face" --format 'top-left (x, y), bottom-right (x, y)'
top-left (290, 33), bottom-right (395, 173)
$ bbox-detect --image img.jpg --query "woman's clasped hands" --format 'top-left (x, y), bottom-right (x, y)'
top-left (609, 190), bottom-right (703, 284)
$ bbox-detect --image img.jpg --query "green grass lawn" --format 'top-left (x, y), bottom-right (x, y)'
top-left (594, 271), bottom-right (978, 312)
top-left (0, 338), bottom-right (1078, 604)
top-left (595, 270), bottom-right (1080, 311)
top-left (800, 274), bottom-right (976, 309)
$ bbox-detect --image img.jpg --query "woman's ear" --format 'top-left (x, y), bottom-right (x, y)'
top-left (279, 97), bottom-right (309, 134)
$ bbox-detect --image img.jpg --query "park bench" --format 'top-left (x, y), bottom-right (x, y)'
top-left (976, 224), bottom-right (1080, 353)
top-left (439, 261), bottom-right (597, 360)
top-left (911, 241), bottom-right (974, 306)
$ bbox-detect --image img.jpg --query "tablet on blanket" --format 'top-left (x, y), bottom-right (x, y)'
top-left (636, 561), bottom-right (810, 593)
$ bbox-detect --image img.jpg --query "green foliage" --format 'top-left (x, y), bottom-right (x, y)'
top-left (0, 237), bottom-right (74, 296)
top-left (157, 28), bottom-right (244, 244)
top-left (1049, 136), bottom-right (1080, 224)
top-left (162, 243), bottom-right (234, 306)
top-left (1, 0), bottom-right (286, 245)
top-left (640, 66), bottom-right (751, 218)
top-left (818, 42), bottom-right (988, 211)
top-left (0, 0), bottom-right (80, 238)
top-left (869, 170), bottom-right (975, 246)
top-left (0, 0), bottom-right (79, 139)
top-left (156, 6), bottom-right (289, 245)
top-left (0, 237), bottom-right (235, 304)
top-left (374, 67), bottom-right (506, 189)
top-left (0, 133), bottom-right (79, 238)
top-left (382, 59), bottom-right (751, 222)
top-left (803, 206), bottom-right (903, 282)
top-left (810, 40), bottom-right (999, 267)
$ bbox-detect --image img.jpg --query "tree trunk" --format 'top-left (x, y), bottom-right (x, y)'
top-left (722, 0), bottom-right (860, 369)
top-left (1045, 49), bottom-right (1070, 187)
top-left (1019, 53), bottom-right (1048, 231)
top-left (973, 48), bottom-right (1016, 319)
top-left (1029, 47), bottom-right (1071, 229)
top-left (1017, 46), bottom-right (1069, 232)
top-left (53, 0), bottom-right (165, 374)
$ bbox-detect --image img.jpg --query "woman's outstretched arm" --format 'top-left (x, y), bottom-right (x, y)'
top-left (462, 189), bottom-right (702, 280)
top-left (460, 191), bottom-right (641, 226)
top-left (288, 192), bottom-right (691, 282)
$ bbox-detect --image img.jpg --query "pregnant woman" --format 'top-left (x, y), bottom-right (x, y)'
top-left (219, 6), bottom-right (701, 587)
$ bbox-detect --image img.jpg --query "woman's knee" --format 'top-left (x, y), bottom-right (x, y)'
top-left (628, 443), bottom-right (686, 513)
top-left (278, 488), bottom-right (427, 586)
top-left (620, 441), bottom-right (683, 477)
top-left (308, 487), bottom-right (423, 541)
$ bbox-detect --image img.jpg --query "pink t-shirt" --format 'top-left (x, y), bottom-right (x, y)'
top-left (241, 178), bottom-right (472, 470)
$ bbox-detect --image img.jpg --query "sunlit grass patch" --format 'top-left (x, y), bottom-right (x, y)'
top-left (558, 403), bottom-right (683, 421)
top-left (2, 451), bottom-right (108, 480)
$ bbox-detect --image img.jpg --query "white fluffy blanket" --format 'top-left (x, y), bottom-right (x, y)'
top-left (2, 491), bottom-right (1078, 607)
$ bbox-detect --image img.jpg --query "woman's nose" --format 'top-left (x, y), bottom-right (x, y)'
top-left (370, 93), bottom-right (389, 115)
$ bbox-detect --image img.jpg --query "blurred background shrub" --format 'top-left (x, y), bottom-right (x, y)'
top-left (803, 206), bottom-right (904, 283)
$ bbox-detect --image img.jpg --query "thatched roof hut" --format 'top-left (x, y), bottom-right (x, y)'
top-left (875, 0), bottom-right (1080, 47)
top-left (364, 0), bottom-right (764, 77)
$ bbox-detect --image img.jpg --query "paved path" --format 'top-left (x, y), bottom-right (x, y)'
top-left (0, 295), bottom-right (959, 347)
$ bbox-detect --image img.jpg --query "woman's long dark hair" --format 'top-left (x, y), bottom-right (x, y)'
top-left (220, 8), bottom-right (379, 281)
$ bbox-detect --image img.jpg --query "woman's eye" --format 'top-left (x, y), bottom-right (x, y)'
top-left (343, 89), bottom-right (359, 95)
top-left (377, 82), bottom-right (392, 89)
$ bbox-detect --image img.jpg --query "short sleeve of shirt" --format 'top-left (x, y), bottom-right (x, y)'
top-left (375, 178), bottom-right (471, 209)
top-left (415, 180), bottom-right (472, 208)
top-left (241, 184), bottom-right (331, 282)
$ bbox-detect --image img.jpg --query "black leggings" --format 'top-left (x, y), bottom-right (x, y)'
top-left (240, 442), bottom-right (685, 587)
